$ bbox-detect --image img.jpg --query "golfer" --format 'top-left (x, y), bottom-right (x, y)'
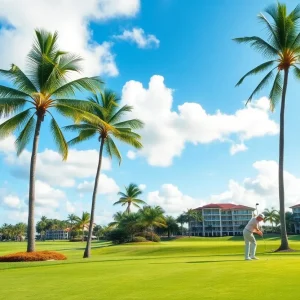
top-left (243, 213), bottom-right (265, 260)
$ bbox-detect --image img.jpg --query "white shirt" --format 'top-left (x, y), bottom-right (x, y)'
top-left (244, 217), bottom-right (259, 232)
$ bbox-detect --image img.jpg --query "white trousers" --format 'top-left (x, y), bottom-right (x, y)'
top-left (243, 229), bottom-right (257, 258)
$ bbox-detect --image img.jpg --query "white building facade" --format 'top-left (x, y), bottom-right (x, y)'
top-left (45, 230), bottom-right (69, 240)
top-left (190, 203), bottom-right (255, 236)
top-left (290, 204), bottom-right (300, 234)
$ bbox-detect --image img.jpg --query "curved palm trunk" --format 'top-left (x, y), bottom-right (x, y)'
top-left (83, 138), bottom-right (105, 258)
top-left (126, 203), bottom-right (131, 214)
top-left (276, 69), bottom-right (290, 251)
top-left (27, 117), bottom-right (42, 252)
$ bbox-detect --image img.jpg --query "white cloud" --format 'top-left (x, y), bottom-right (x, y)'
top-left (121, 75), bottom-right (279, 166)
top-left (0, 0), bottom-right (140, 76)
top-left (113, 27), bottom-right (160, 48)
top-left (210, 160), bottom-right (300, 211)
top-left (2, 195), bottom-right (21, 209)
top-left (127, 150), bottom-right (137, 160)
top-left (230, 143), bottom-right (248, 155)
top-left (77, 174), bottom-right (119, 195)
top-left (139, 184), bottom-right (146, 191)
top-left (147, 184), bottom-right (202, 215)
top-left (5, 148), bottom-right (111, 187)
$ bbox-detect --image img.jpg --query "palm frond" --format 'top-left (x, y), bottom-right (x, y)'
top-left (63, 123), bottom-right (98, 132)
top-left (0, 85), bottom-right (32, 99)
top-left (269, 71), bottom-right (283, 111)
top-left (49, 114), bottom-right (68, 160)
top-left (113, 119), bottom-right (144, 129)
top-left (51, 77), bottom-right (103, 97)
top-left (0, 65), bottom-right (38, 94)
top-left (233, 36), bottom-right (278, 57)
top-left (67, 129), bottom-right (97, 146)
top-left (15, 114), bottom-right (36, 155)
top-left (246, 68), bottom-right (276, 104)
top-left (0, 108), bottom-right (33, 137)
top-left (236, 60), bottom-right (276, 87)
top-left (115, 133), bottom-right (143, 149)
top-left (105, 136), bottom-right (122, 165)
top-left (0, 98), bottom-right (28, 118)
top-left (109, 105), bottom-right (133, 124)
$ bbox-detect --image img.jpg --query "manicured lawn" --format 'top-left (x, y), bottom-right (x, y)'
top-left (0, 236), bottom-right (300, 300)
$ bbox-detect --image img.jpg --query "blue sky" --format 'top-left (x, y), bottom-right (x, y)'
top-left (1, 0), bottom-right (300, 225)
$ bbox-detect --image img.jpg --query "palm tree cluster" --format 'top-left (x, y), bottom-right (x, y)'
top-left (176, 209), bottom-right (203, 237)
top-left (0, 223), bottom-right (27, 241)
top-left (108, 206), bottom-right (180, 243)
top-left (234, 2), bottom-right (300, 251)
top-left (0, 30), bottom-right (143, 258)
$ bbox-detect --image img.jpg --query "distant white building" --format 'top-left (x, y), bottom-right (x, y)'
top-left (190, 203), bottom-right (255, 236)
top-left (45, 230), bottom-right (69, 240)
top-left (290, 204), bottom-right (300, 234)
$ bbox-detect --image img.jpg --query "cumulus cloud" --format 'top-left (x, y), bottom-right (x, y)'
top-left (113, 27), bottom-right (160, 48)
top-left (77, 174), bottom-right (119, 195)
top-left (147, 184), bottom-right (203, 215)
top-left (122, 75), bottom-right (279, 166)
top-left (4, 148), bottom-right (111, 187)
top-left (2, 195), bottom-right (21, 209)
top-left (210, 160), bottom-right (300, 211)
top-left (230, 143), bottom-right (248, 155)
top-left (0, 0), bottom-right (141, 76)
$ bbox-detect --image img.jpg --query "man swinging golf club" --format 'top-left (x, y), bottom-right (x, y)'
top-left (243, 213), bottom-right (265, 260)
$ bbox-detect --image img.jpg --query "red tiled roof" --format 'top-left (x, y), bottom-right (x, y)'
top-left (290, 204), bottom-right (300, 208)
top-left (194, 203), bottom-right (254, 210)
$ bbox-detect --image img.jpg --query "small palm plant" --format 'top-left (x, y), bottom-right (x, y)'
top-left (114, 183), bottom-right (146, 214)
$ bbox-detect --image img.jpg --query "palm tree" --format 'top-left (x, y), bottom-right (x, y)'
top-left (176, 214), bottom-right (188, 236)
top-left (185, 209), bottom-right (203, 237)
top-left (114, 183), bottom-right (146, 214)
top-left (108, 211), bottom-right (126, 228)
top-left (67, 213), bottom-right (78, 240)
top-left (75, 212), bottom-right (91, 242)
top-left (165, 216), bottom-right (179, 238)
top-left (64, 90), bottom-right (144, 258)
top-left (263, 208), bottom-right (280, 232)
top-left (234, 3), bottom-right (300, 250)
top-left (0, 29), bottom-right (102, 252)
top-left (139, 206), bottom-right (166, 241)
top-left (119, 212), bottom-right (141, 241)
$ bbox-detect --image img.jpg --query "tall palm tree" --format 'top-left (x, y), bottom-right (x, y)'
top-left (234, 3), bottom-right (300, 250)
top-left (114, 183), bottom-right (146, 214)
top-left (75, 212), bottom-right (91, 242)
top-left (139, 206), bottom-right (166, 241)
top-left (263, 208), bottom-right (280, 232)
top-left (0, 29), bottom-right (103, 252)
top-left (64, 90), bottom-right (144, 258)
top-left (67, 213), bottom-right (78, 240)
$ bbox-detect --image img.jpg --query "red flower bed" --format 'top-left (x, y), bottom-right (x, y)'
top-left (0, 251), bottom-right (67, 262)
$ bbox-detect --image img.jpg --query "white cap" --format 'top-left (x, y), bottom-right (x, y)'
top-left (257, 213), bottom-right (265, 219)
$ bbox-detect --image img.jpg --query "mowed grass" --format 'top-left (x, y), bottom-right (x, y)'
top-left (0, 236), bottom-right (300, 300)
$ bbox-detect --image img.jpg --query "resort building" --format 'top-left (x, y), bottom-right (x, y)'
top-left (190, 203), bottom-right (255, 236)
top-left (45, 229), bottom-right (69, 240)
top-left (290, 204), bottom-right (300, 234)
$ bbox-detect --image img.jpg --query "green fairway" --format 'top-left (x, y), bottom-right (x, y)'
top-left (0, 236), bottom-right (300, 300)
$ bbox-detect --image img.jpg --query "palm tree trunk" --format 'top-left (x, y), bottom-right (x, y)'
top-left (276, 69), bottom-right (290, 251)
top-left (82, 226), bottom-right (84, 242)
top-left (27, 117), bottom-right (42, 252)
top-left (181, 222), bottom-right (183, 236)
top-left (127, 203), bottom-right (130, 214)
top-left (83, 138), bottom-right (105, 258)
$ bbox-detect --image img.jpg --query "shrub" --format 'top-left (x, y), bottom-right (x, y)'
top-left (107, 228), bottom-right (130, 244)
top-left (70, 238), bottom-right (83, 242)
top-left (132, 236), bottom-right (147, 243)
top-left (138, 232), bottom-right (161, 242)
top-left (0, 251), bottom-right (67, 262)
